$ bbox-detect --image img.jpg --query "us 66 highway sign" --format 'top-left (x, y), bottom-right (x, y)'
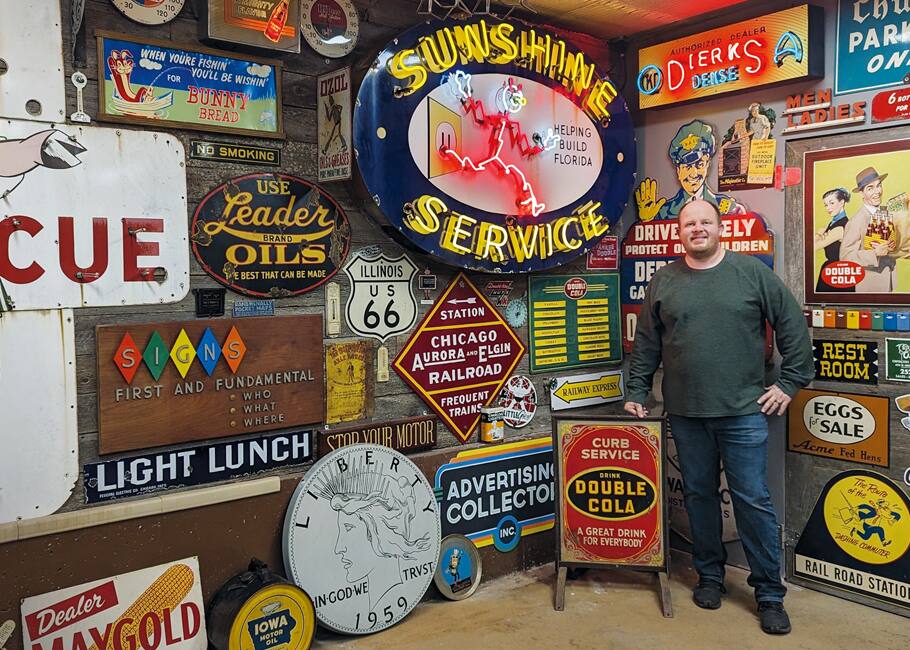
top-left (343, 251), bottom-right (418, 342)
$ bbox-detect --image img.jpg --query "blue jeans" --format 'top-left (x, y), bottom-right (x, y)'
top-left (668, 413), bottom-right (785, 604)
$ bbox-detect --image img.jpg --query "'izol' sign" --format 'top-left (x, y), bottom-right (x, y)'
top-left (354, 18), bottom-right (636, 273)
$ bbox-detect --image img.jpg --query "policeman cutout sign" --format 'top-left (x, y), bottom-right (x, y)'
top-left (342, 251), bottom-right (417, 342)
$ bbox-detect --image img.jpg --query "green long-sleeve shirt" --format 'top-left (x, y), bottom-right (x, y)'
top-left (626, 251), bottom-right (814, 417)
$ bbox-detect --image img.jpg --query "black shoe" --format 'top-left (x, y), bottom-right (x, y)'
top-left (758, 601), bottom-right (791, 635)
top-left (693, 580), bottom-right (725, 609)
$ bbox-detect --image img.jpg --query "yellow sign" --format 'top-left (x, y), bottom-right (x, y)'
top-left (553, 375), bottom-right (621, 404)
top-left (325, 341), bottom-right (372, 425)
top-left (747, 138), bottom-right (777, 185)
top-left (229, 583), bottom-right (316, 650)
top-left (824, 473), bottom-right (909, 565)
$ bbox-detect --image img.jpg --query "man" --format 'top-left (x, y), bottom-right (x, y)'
top-left (745, 103), bottom-right (772, 141)
top-left (840, 167), bottom-right (896, 292)
top-left (635, 120), bottom-right (744, 221)
top-left (624, 200), bottom-right (814, 635)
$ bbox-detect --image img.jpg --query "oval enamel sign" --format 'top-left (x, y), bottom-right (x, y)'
top-left (803, 395), bottom-right (875, 445)
top-left (566, 467), bottom-right (657, 522)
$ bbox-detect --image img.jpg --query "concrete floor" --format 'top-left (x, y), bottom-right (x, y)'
top-left (318, 554), bottom-right (909, 649)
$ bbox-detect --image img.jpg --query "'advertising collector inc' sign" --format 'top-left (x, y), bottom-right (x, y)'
top-left (353, 18), bottom-right (636, 273)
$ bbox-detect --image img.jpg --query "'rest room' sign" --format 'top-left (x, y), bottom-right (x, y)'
top-left (353, 18), bottom-right (636, 273)
top-left (0, 121), bottom-right (188, 310)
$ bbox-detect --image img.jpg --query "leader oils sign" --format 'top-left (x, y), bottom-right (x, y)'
top-left (354, 18), bottom-right (636, 273)
top-left (637, 4), bottom-right (823, 109)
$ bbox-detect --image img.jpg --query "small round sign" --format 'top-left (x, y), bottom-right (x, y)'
top-left (497, 375), bottom-right (537, 428)
top-left (493, 515), bottom-right (521, 552)
top-left (283, 444), bottom-right (441, 634)
top-left (228, 583), bottom-right (316, 650)
top-left (434, 535), bottom-right (482, 600)
top-left (111, 0), bottom-right (185, 25)
top-left (301, 0), bottom-right (359, 58)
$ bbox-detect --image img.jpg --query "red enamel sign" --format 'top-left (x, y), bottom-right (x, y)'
top-left (394, 272), bottom-right (525, 443)
top-left (871, 87), bottom-right (910, 124)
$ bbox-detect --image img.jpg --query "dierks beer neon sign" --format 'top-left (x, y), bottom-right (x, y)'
top-left (636, 4), bottom-right (823, 110)
top-left (354, 18), bottom-right (637, 273)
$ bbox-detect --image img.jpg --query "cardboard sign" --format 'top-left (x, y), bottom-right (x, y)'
top-left (620, 212), bottom-right (774, 352)
top-left (788, 389), bottom-right (889, 468)
top-left (342, 251), bottom-right (417, 343)
top-left (434, 438), bottom-right (555, 551)
top-left (97, 315), bottom-right (324, 454)
top-left (872, 88), bottom-right (910, 125)
top-left (550, 369), bottom-right (624, 411)
top-left (553, 417), bottom-right (664, 567)
top-left (191, 174), bottom-right (350, 298)
top-left (201, 0), bottom-right (300, 53)
top-left (97, 32), bottom-right (283, 138)
top-left (836, 0), bottom-right (910, 94)
top-left (325, 340), bottom-right (373, 424)
top-left (586, 236), bottom-right (619, 271)
top-left (0, 121), bottom-right (188, 311)
top-left (189, 140), bottom-right (281, 166)
top-left (528, 274), bottom-right (621, 371)
top-left (637, 5), bottom-right (822, 109)
top-left (21, 558), bottom-right (207, 650)
top-left (394, 273), bottom-right (525, 443)
top-left (793, 470), bottom-right (910, 612)
top-left (317, 415), bottom-right (436, 457)
top-left (813, 339), bottom-right (878, 385)
top-left (353, 17), bottom-right (636, 273)
top-left (83, 430), bottom-right (313, 503)
top-left (317, 67), bottom-right (352, 182)
top-left (885, 338), bottom-right (910, 382)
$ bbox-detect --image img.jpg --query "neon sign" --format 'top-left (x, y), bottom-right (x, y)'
top-left (354, 18), bottom-right (636, 273)
top-left (636, 5), bottom-right (822, 110)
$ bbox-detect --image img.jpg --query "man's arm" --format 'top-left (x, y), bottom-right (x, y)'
top-left (761, 267), bottom-right (815, 398)
top-left (841, 210), bottom-right (879, 268)
top-left (624, 278), bottom-right (664, 415)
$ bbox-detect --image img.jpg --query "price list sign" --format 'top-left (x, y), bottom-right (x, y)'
top-left (529, 274), bottom-right (621, 372)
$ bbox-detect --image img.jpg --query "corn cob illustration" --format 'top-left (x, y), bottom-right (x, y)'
top-left (88, 564), bottom-right (194, 650)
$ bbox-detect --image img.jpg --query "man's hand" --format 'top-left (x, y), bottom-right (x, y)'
top-left (873, 241), bottom-right (892, 257)
top-left (757, 385), bottom-right (791, 416)
top-left (624, 401), bottom-right (648, 418)
top-left (634, 178), bottom-right (666, 222)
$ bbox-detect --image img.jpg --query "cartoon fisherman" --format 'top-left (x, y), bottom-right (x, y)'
top-left (635, 119), bottom-right (745, 221)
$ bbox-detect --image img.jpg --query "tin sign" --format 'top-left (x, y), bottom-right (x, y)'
top-left (434, 535), bottom-right (482, 600)
top-left (836, 0), bottom-right (910, 94)
top-left (0, 121), bottom-right (188, 310)
top-left (191, 174), bottom-right (350, 298)
top-left (97, 32), bottom-right (283, 138)
top-left (189, 140), bottom-right (281, 166)
top-left (871, 88), bottom-right (910, 124)
top-left (202, 0), bottom-right (301, 53)
top-left (21, 558), bottom-right (207, 650)
top-left (325, 340), bottom-right (372, 424)
top-left (813, 339), bottom-right (878, 385)
top-left (232, 300), bottom-right (275, 318)
top-left (497, 375), bottom-right (537, 428)
top-left (353, 17), bottom-right (636, 273)
top-left (554, 417), bottom-right (665, 567)
top-left (434, 438), bottom-right (555, 551)
top-left (317, 415), bottom-right (436, 457)
top-left (318, 67), bottom-right (352, 182)
top-left (96, 315), bottom-right (325, 454)
top-left (550, 369), bottom-right (624, 411)
top-left (83, 430), bottom-right (313, 503)
top-left (586, 236), bottom-right (619, 271)
top-left (787, 389), bottom-right (889, 468)
top-left (342, 251), bottom-right (417, 343)
top-left (393, 272), bottom-right (525, 443)
top-left (885, 338), bottom-right (910, 382)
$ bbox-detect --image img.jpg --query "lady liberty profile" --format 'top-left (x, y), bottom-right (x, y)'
top-left (316, 463), bottom-right (433, 611)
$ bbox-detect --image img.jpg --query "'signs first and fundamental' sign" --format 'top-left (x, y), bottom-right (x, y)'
top-left (394, 273), bottom-right (525, 443)
top-left (554, 417), bottom-right (665, 567)
top-left (97, 316), bottom-right (324, 454)
top-left (353, 17), bottom-right (636, 273)
top-left (636, 4), bottom-right (823, 109)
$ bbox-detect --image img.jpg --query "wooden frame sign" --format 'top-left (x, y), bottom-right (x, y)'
top-left (552, 415), bottom-right (671, 615)
top-left (97, 31), bottom-right (283, 138)
top-left (97, 315), bottom-right (324, 454)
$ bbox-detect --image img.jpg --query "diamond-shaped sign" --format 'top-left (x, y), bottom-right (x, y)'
top-left (170, 329), bottom-right (196, 379)
top-left (143, 331), bottom-right (169, 381)
top-left (113, 333), bottom-right (141, 384)
top-left (223, 326), bottom-right (247, 373)
top-left (196, 327), bottom-right (222, 376)
top-left (394, 272), bottom-right (525, 443)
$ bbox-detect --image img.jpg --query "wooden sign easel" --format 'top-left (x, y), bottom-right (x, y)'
top-left (551, 415), bottom-right (672, 617)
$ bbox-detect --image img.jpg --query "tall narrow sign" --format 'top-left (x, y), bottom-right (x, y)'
top-left (318, 67), bottom-right (351, 182)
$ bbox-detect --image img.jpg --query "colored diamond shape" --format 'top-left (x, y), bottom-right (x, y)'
top-left (222, 326), bottom-right (246, 373)
top-left (196, 327), bottom-right (222, 376)
top-left (143, 331), bottom-right (169, 381)
top-left (113, 333), bottom-right (141, 384)
top-left (170, 329), bottom-right (196, 379)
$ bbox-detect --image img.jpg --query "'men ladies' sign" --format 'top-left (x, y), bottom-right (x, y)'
top-left (353, 18), bottom-right (636, 273)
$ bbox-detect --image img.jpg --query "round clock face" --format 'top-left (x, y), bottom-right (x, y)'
top-left (301, 0), bottom-right (359, 58)
top-left (111, 0), bottom-right (185, 25)
top-left (283, 444), bottom-right (441, 634)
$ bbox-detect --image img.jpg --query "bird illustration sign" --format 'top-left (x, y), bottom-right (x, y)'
top-left (0, 120), bottom-right (189, 311)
